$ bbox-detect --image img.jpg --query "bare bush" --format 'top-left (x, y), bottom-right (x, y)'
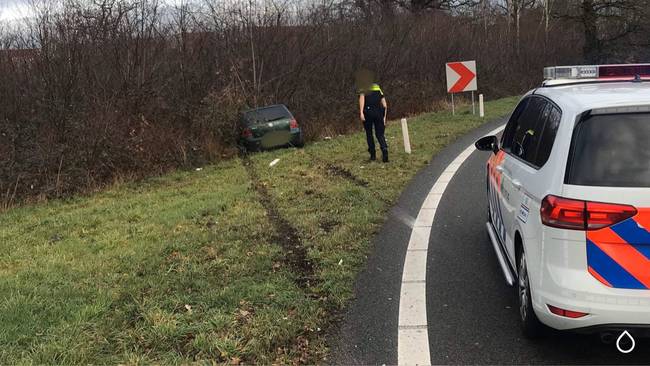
top-left (0, 0), bottom-right (643, 204)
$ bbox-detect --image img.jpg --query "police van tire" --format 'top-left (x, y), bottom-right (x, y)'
top-left (486, 176), bottom-right (492, 224)
top-left (487, 204), bottom-right (492, 224)
top-left (517, 249), bottom-right (544, 338)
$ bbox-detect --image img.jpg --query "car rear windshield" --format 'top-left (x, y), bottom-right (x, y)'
top-left (566, 113), bottom-right (650, 187)
top-left (244, 106), bottom-right (291, 124)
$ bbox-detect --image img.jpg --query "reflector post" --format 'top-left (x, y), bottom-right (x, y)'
top-left (547, 304), bottom-right (588, 319)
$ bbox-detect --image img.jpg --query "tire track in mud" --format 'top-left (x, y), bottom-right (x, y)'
top-left (322, 163), bottom-right (392, 206)
top-left (240, 150), bottom-right (392, 290)
top-left (240, 153), bottom-right (315, 290)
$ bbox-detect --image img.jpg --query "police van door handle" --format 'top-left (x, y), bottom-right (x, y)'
top-left (511, 179), bottom-right (522, 190)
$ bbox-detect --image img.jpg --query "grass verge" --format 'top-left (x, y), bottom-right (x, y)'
top-left (0, 97), bottom-right (519, 364)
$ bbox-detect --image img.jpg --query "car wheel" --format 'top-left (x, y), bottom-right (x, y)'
top-left (518, 249), bottom-right (544, 338)
top-left (486, 178), bottom-right (492, 224)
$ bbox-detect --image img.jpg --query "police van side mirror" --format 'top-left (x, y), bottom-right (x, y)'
top-left (475, 135), bottom-right (499, 154)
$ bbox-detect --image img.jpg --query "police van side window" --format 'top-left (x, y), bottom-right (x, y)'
top-left (501, 98), bottom-right (529, 150)
top-left (507, 97), bottom-right (547, 166)
top-left (534, 105), bottom-right (561, 167)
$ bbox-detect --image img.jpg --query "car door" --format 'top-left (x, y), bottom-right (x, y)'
top-left (511, 101), bottom-right (561, 229)
top-left (499, 96), bottom-right (549, 261)
top-left (488, 99), bottom-right (528, 257)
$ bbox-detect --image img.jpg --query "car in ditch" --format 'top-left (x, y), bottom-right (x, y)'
top-left (239, 104), bottom-right (304, 151)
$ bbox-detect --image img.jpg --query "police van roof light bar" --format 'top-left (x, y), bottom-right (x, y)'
top-left (543, 63), bottom-right (650, 84)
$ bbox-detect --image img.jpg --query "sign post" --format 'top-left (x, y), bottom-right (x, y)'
top-left (446, 60), bottom-right (478, 115)
top-left (471, 91), bottom-right (475, 115)
top-left (451, 93), bottom-right (455, 115)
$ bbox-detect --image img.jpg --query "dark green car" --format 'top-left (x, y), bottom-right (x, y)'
top-left (239, 104), bottom-right (304, 151)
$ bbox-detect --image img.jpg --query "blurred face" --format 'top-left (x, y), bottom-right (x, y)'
top-left (355, 69), bottom-right (375, 93)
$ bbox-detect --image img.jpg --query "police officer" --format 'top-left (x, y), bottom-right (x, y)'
top-left (359, 83), bottom-right (389, 162)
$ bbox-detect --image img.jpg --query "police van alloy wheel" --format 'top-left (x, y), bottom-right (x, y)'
top-left (518, 250), bottom-right (543, 338)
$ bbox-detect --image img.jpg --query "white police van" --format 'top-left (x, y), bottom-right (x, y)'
top-left (476, 64), bottom-right (650, 342)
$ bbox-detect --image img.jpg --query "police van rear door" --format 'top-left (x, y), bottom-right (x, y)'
top-left (562, 109), bottom-right (650, 289)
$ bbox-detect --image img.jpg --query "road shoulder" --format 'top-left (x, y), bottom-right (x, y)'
top-left (328, 116), bottom-right (508, 365)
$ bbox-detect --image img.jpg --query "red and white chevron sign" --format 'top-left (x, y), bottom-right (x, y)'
top-left (446, 61), bottom-right (477, 93)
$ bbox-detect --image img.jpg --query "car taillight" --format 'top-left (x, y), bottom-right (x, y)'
top-left (242, 128), bottom-right (252, 138)
top-left (290, 119), bottom-right (299, 129)
top-left (540, 195), bottom-right (637, 231)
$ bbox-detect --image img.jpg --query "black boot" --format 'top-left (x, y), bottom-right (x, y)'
top-left (369, 151), bottom-right (376, 161)
top-left (382, 150), bottom-right (389, 163)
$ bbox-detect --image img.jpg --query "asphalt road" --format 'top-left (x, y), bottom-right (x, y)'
top-left (330, 118), bottom-right (650, 365)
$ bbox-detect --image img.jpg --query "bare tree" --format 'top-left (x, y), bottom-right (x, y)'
top-left (556, 0), bottom-right (642, 62)
top-left (0, 0), bottom-right (622, 204)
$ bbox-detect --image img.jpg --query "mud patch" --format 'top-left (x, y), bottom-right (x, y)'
top-left (325, 164), bottom-right (369, 188)
top-left (319, 218), bottom-right (341, 233)
top-left (240, 154), bottom-right (315, 289)
top-left (325, 163), bottom-right (393, 205)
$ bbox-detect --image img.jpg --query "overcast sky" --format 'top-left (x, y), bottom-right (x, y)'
top-left (0, 0), bottom-right (32, 22)
top-left (0, 0), bottom-right (199, 22)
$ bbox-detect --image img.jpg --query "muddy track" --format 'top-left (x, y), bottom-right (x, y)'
top-left (324, 163), bottom-right (392, 205)
top-left (240, 153), bottom-right (315, 290)
top-left (325, 164), bottom-right (369, 187)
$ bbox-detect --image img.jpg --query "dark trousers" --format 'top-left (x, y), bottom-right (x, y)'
top-left (363, 115), bottom-right (388, 157)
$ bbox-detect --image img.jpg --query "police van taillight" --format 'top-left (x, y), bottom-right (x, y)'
top-left (540, 195), bottom-right (637, 231)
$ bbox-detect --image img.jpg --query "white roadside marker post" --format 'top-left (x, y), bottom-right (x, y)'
top-left (479, 94), bottom-right (485, 118)
top-left (472, 91), bottom-right (476, 115)
top-left (401, 118), bottom-right (412, 154)
top-left (451, 93), bottom-right (455, 116)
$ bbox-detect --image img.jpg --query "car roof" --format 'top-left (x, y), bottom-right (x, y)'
top-left (243, 104), bottom-right (288, 114)
top-left (533, 82), bottom-right (650, 112)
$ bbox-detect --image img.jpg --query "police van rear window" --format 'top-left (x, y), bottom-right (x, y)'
top-left (566, 113), bottom-right (650, 187)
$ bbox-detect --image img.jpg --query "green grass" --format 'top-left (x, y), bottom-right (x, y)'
top-left (0, 97), bottom-right (519, 364)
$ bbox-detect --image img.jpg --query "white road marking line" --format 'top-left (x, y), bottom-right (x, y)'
top-left (397, 125), bottom-right (505, 366)
top-left (414, 209), bottom-right (436, 227)
top-left (402, 253), bottom-right (428, 282)
top-left (398, 328), bottom-right (430, 365)
top-left (408, 227), bottom-right (432, 250)
top-left (398, 282), bottom-right (428, 326)
top-left (421, 194), bottom-right (442, 209)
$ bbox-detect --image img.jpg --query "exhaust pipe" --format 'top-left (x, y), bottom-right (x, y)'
top-left (600, 332), bottom-right (615, 344)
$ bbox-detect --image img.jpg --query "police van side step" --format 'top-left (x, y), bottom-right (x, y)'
top-left (485, 222), bottom-right (516, 286)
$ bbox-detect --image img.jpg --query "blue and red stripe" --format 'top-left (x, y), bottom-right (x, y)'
top-left (609, 218), bottom-right (650, 260)
top-left (586, 239), bottom-right (646, 289)
top-left (587, 218), bottom-right (650, 289)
